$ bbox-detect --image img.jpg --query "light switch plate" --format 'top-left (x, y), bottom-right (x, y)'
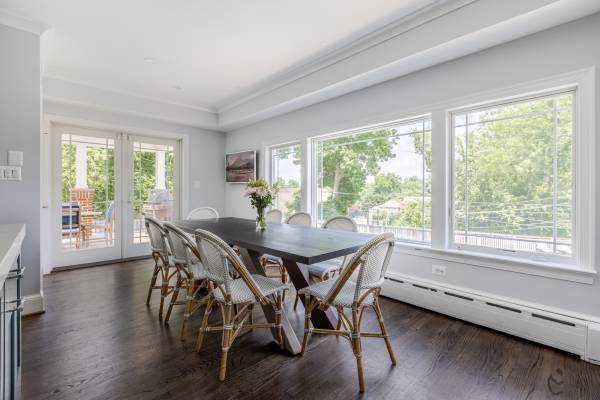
top-left (0, 166), bottom-right (21, 181)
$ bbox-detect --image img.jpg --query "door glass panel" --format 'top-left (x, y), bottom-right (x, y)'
top-left (132, 141), bottom-right (175, 243)
top-left (61, 134), bottom-right (116, 250)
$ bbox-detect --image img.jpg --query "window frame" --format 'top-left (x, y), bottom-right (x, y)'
top-left (440, 69), bottom-right (595, 274)
top-left (266, 141), bottom-right (304, 216)
top-left (448, 88), bottom-right (578, 264)
top-left (309, 114), bottom-right (433, 242)
top-left (300, 68), bottom-right (595, 282)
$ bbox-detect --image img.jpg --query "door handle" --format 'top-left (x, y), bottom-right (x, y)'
top-left (1, 299), bottom-right (23, 314)
top-left (6, 267), bottom-right (26, 279)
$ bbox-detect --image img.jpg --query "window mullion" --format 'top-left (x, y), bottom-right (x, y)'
top-left (552, 98), bottom-right (559, 254)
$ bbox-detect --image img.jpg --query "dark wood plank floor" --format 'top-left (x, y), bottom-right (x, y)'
top-left (23, 259), bottom-right (600, 400)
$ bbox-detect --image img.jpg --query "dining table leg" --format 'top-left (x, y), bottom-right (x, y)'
top-left (281, 259), bottom-right (338, 330)
top-left (237, 247), bottom-right (302, 355)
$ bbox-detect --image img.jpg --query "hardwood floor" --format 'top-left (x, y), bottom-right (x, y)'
top-left (23, 259), bottom-right (600, 400)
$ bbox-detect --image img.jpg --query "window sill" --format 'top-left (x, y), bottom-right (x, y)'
top-left (392, 242), bottom-right (596, 284)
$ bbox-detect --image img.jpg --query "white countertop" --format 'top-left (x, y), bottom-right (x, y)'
top-left (0, 224), bottom-right (25, 283)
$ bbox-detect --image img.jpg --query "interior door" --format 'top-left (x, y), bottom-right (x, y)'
top-left (123, 135), bottom-right (180, 258)
top-left (51, 124), bottom-right (122, 267)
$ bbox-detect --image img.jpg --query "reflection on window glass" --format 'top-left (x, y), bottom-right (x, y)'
top-left (133, 141), bottom-right (175, 243)
top-left (453, 92), bottom-right (574, 256)
top-left (61, 134), bottom-right (115, 250)
top-left (271, 144), bottom-right (302, 218)
top-left (314, 118), bottom-right (432, 242)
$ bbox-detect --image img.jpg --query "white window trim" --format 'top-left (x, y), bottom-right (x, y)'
top-left (448, 88), bottom-right (577, 265)
top-left (309, 114), bottom-right (432, 233)
top-left (441, 69), bottom-right (595, 274)
top-left (303, 68), bottom-right (595, 284)
top-left (265, 141), bottom-right (305, 213)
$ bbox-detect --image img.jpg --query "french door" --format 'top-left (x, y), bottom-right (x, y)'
top-left (123, 135), bottom-right (180, 258)
top-left (52, 124), bottom-right (180, 267)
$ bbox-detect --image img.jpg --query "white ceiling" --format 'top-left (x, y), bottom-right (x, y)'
top-left (0, 0), bottom-right (437, 111)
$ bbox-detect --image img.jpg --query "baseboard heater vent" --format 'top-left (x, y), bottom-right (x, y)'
top-left (486, 302), bottom-right (521, 313)
top-left (382, 274), bottom-right (592, 360)
top-left (531, 313), bottom-right (575, 327)
top-left (444, 292), bottom-right (474, 302)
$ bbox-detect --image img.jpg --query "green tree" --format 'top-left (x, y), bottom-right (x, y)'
top-left (454, 94), bottom-right (573, 240)
top-left (319, 128), bottom-right (397, 218)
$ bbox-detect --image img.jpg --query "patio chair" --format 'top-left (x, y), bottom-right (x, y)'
top-left (62, 202), bottom-right (82, 248)
top-left (81, 201), bottom-right (115, 246)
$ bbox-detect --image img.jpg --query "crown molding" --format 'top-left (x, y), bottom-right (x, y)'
top-left (0, 8), bottom-right (49, 35)
top-left (218, 0), bottom-right (600, 131)
top-left (43, 74), bottom-right (217, 113)
top-left (43, 76), bottom-right (220, 131)
top-left (216, 0), bottom-right (473, 113)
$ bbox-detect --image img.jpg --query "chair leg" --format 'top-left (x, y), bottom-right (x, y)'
top-left (352, 307), bottom-right (365, 393)
top-left (146, 262), bottom-right (160, 306)
top-left (164, 275), bottom-right (181, 325)
top-left (275, 293), bottom-right (284, 349)
top-left (280, 265), bottom-right (287, 302)
top-left (300, 295), bottom-right (312, 355)
top-left (373, 299), bottom-right (397, 365)
top-left (248, 303), bottom-right (254, 332)
top-left (336, 306), bottom-right (343, 331)
top-left (196, 297), bottom-right (214, 352)
top-left (180, 278), bottom-right (194, 340)
top-left (159, 280), bottom-right (168, 318)
top-left (219, 303), bottom-right (233, 381)
top-left (293, 292), bottom-right (300, 310)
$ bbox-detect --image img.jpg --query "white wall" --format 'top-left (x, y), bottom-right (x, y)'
top-left (0, 24), bottom-right (41, 297)
top-left (225, 14), bottom-right (600, 318)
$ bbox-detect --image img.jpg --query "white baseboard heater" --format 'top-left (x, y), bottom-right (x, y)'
top-left (382, 273), bottom-right (600, 364)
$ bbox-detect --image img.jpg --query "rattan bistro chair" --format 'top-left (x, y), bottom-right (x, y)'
top-left (298, 233), bottom-right (397, 392)
top-left (162, 222), bottom-right (210, 340)
top-left (285, 211), bottom-right (312, 226)
top-left (265, 209), bottom-right (283, 223)
top-left (144, 217), bottom-right (177, 318)
top-left (187, 206), bottom-right (219, 220)
top-left (293, 216), bottom-right (358, 309)
top-left (194, 229), bottom-right (288, 381)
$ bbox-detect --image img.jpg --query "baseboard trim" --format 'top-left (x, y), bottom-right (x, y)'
top-left (382, 272), bottom-right (593, 360)
top-left (52, 255), bottom-right (152, 272)
top-left (23, 293), bottom-right (45, 316)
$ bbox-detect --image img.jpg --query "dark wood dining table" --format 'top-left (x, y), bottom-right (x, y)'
top-left (175, 217), bottom-right (374, 355)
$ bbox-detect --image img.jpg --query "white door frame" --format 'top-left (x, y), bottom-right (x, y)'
top-left (42, 114), bottom-right (189, 272)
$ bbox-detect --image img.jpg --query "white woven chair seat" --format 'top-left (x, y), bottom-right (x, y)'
top-left (298, 279), bottom-right (375, 307)
top-left (212, 274), bottom-right (288, 304)
top-left (307, 259), bottom-right (343, 278)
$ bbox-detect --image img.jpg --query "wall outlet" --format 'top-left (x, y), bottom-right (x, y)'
top-left (432, 264), bottom-right (446, 276)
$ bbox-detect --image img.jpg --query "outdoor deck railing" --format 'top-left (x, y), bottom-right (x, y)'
top-left (354, 223), bottom-right (570, 253)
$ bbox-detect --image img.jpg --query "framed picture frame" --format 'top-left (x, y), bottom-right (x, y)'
top-left (225, 150), bottom-right (256, 183)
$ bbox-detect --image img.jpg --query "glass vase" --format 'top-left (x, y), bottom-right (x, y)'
top-left (256, 208), bottom-right (267, 231)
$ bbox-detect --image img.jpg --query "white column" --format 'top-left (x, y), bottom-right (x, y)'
top-left (75, 143), bottom-right (88, 189)
top-left (155, 150), bottom-right (166, 190)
